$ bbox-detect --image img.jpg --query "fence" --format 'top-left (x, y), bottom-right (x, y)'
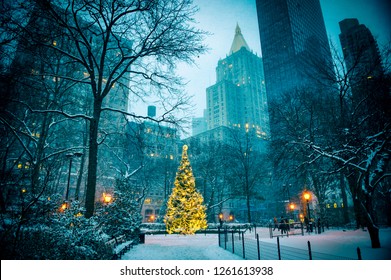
top-left (218, 228), bottom-right (360, 260)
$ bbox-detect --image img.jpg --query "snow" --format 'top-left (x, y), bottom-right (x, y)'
top-left (122, 233), bottom-right (242, 260)
top-left (2, 228), bottom-right (390, 280)
top-left (260, 227), bottom-right (391, 260)
top-left (122, 227), bottom-right (391, 260)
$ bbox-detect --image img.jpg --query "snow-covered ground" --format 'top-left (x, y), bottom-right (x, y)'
top-left (122, 227), bottom-right (391, 260)
top-left (122, 233), bottom-right (243, 260)
top-left (260, 227), bottom-right (391, 260)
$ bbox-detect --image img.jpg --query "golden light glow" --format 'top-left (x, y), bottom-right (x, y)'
top-left (61, 203), bottom-right (67, 210)
top-left (229, 215), bottom-right (234, 221)
top-left (289, 203), bottom-right (295, 210)
top-left (219, 213), bottom-right (223, 220)
top-left (103, 193), bottom-right (112, 203)
top-left (303, 192), bottom-right (311, 201)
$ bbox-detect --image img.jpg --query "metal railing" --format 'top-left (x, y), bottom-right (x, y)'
top-left (218, 228), bottom-right (359, 260)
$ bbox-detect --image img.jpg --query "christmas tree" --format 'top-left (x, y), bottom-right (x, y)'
top-left (164, 145), bottom-right (208, 234)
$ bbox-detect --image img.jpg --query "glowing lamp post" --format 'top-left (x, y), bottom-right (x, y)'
top-left (218, 213), bottom-right (223, 227)
top-left (60, 202), bottom-right (68, 212)
top-left (289, 203), bottom-right (295, 220)
top-left (103, 193), bottom-right (112, 204)
top-left (303, 192), bottom-right (311, 220)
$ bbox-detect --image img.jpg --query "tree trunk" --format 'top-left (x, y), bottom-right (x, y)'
top-left (340, 174), bottom-right (350, 224)
top-left (246, 192), bottom-right (252, 223)
top-left (75, 129), bottom-right (87, 201)
top-left (84, 99), bottom-right (102, 218)
top-left (367, 223), bottom-right (381, 248)
top-left (245, 184), bottom-right (252, 223)
top-left (358, 189), bottom-right (381, 248)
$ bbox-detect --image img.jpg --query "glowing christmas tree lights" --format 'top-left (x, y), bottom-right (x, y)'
top-left (164, 145), bottom-right (208, 234)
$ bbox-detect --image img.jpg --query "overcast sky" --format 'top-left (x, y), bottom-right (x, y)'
top-left (173, 0), bottom-right (391, 120)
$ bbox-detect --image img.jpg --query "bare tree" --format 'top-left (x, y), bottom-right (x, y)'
top-left (296, 40), bottom-right (391, 248)
top-left (17, 0), bottom-right (207, 217)
top-left (224, 127), bottom-right (270, 223)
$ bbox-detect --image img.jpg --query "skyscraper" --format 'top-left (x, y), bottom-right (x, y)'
top-left (255, 0), bottom-right (332, 103)
top-left (206, 24), bottom-right (270, 140)
top-left (339, 18), bottom-right (385, 108)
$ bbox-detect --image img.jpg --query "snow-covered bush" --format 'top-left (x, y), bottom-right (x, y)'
top-left (1, 178), bottom-right (142, 259)
top-left (95, 178), bottom-right (142, 240)
top-left (1, 200), bottom-right (113, 260)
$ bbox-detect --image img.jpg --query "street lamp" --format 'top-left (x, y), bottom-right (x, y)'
top-left (289, 202), bottom-right (295, 220)
top-left (65, 152), bottom-right (83, 201)
top-left (218, 213), bottom-right (223, 227)
top-left (60, 202), bottom-right (68, 211)
top-left (103, 192), bottom-right (112, 204)
top-left (303, 192), bottom-right (311, 220)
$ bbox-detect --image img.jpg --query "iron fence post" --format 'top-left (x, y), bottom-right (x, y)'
top-left (254, 224), bottom-right (257, 239)
top-left (218, 227), bottom-right (221, 247)
top-left (307, 240), bottom-right (312, 260)
top-left (277, 236), bottom-right (281, 260)
top-left (257, 233), bottom-right (260, 260)
top-left (357, 247), bottom-right (362, 260)
top-left (224, 227), bottom-right (227, 250)
top-left (242, 231), bottom-right (245, 259)
top-left (232, 231), bottom-right (235, 254)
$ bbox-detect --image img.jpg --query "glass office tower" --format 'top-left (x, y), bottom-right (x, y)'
top-left (256, 0), bottom-right (332, 103)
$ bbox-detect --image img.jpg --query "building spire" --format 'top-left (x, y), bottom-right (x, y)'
top-left (229, 23), bottom-right (250, 54)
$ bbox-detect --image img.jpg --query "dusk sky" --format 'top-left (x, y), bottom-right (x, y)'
top-left (172, 0), bottom-right (391, 123)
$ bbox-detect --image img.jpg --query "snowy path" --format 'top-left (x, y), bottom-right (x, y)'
top-left (122, 234), bottom-right (242, 260)
top-left (260, 227), bottom-right (391, 260)
top-left (121, 228), bottom-right (391, 260)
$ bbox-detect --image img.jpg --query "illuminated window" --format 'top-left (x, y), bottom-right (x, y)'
top-left (333, 203), bottom-right (337, 208)
top-left (17, 163), bottom-right (23, 169)
top-left (144, 198), bottom-right (152, 204)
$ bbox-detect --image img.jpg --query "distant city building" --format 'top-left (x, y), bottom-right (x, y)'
top-left (127, 113), bottom-right (180, 223)
top-left (192, 115), bottom-right (207, 136)
top-left (256, 0), bottom-right (332, 103)
top-left (339, 18), bottom-right (385, 109)
top-left (206, 24), bottom-right (270, 141)
top-left (147, 105), bottom-right (157, 118)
